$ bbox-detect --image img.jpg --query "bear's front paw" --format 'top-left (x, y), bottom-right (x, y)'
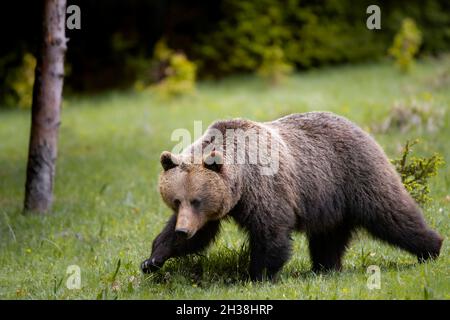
top-left (141, 258), bottom-right (163, 274)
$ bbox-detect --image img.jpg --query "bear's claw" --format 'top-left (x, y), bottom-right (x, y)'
top-left (141, 258), bottom-right (162, 274)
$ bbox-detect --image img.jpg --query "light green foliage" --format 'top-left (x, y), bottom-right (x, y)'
top-left (153, 52), bottom-right (197, 98)
top-left (193, 0), bottom-right (450, 77)
top-left (194, 0), bottom-right (386, 76)
top-left (257, 46), bottom-right (293, 85)
top-left (195, 0), bottom-right (290, 74)
top-left (3, 53), bottom-right (36, 108)
top-left (389, 18), bottom-right (422, 73)
top-left (152, 39), bottom-right (173, 62)
top-left (392, 140), bottom-right (444, 206)
top-left (144, 40), bottom-right (197, 98)
top-left (0, 58), bottom-right (449, 299)
top-left (282, 1), bottom-right (382, 68)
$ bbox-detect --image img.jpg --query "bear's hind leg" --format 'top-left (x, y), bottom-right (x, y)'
top-left (363, 207), bottom-right (443, 262)
top-left (308, 224), bottom-right (353, 273)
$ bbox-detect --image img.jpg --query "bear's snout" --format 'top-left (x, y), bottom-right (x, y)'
top-left (175, 207), bottom-right (203, 239)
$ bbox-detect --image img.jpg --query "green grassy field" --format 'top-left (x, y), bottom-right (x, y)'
top-left (0, 57), bottom-right (449, 299)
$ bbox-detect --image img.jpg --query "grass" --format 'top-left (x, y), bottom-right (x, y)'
top-left (0, 56), bottom-right (449, 299)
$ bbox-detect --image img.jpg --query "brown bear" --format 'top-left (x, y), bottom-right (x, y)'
top-left (141, 112), bottom-right (443, 281)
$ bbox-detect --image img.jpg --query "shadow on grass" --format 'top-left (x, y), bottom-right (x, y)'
top-left (143, 244), bottom-right (251, 286)
top-left (141, 243), bottom-right (426, 287)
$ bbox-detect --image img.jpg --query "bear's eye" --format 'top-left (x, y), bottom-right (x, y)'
top-left (190, 199), bottom-right (201, 208)
top-left (173, 199), bottom-right (181, 208)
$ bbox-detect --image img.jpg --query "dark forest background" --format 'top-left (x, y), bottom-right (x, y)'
top-left (1, 0), bottom-right (449, 103)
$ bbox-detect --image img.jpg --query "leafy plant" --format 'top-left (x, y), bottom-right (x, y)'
top-left (388, 18), bottom-right (422, 73)
top-left (257, 46), bottom-right (293, 85)
top-left (194, 0), bottom-right (386, 77)
top-left (154, 52), bottom-right (197, 98)
top-left (391, 140), bottom-right (444, 206)
top-left (194, 0), bottom-right (290, 75)
top-left (3, 53), bottom-right (36, 108)
top-left (137, 39), bottom-right (197, 98)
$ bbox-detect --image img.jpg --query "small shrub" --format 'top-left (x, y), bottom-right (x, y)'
top-left (388, 18), bottom-right (422, 73)
top-left (391, 140), bottom-right (444, 206)
top-left (4, 53), bottom-right (36, 108)
top-left (257, 46), bottom-right (293, 85)
top-left (153, 52), bottom-right (197, 98)
top-left (137, 39), bottom-right (197, 98)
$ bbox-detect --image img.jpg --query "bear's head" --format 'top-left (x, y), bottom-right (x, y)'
top-left (158, 150), bottom-right (231, 239)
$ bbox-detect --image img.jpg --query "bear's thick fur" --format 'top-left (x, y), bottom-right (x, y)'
top-left (141, 112), bottom-right (443, 281)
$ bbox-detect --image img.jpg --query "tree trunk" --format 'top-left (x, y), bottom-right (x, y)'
top-left (24, 0), bottom-right (67, 213)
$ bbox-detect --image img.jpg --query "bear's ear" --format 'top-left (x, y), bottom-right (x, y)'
top-left (203, 150), bottom-right (223, 173)
top-left (160, 151), bottom-right (179, 171)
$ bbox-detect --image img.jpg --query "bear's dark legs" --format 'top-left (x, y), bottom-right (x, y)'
top-left (363, 208), bottom-right (443, 262)
top-left (308, 224), bottom-right (353, 272)
top-left (249, 227), bottom-right (292, 281)
top-left (141, 214), bottom-right (221, 273)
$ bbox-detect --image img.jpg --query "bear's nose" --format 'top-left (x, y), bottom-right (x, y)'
top-left (175, 228), bottom-right (189, 239)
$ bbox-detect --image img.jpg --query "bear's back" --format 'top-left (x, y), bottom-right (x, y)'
top-left (268, 112), bottom-right (387, 166)
top-left (269, 112), bottom-right (365, 140)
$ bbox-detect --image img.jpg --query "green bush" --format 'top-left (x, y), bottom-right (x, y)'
top-left (194, 0), bottom-right (290, 75)
top-left (391, 140), bottom-right (444, 206)
top-left (193, 0), bottom-right (387, 76)
top-left (3, 53), bottom-right (36, 108)
top-left (383, 1), bottom-right (450, 55)
top-left (191, 0), bottom-right (450, 78)
top-left (132, 40), bottom-right (170, 91)
top-left (257, 46), bottom-right (293, 85)
top-left (153, 52), bottom-right (197, 98)
top-left (388, 18), bottom-right (422, 73)
top-left (135, 40), bottom-right (197, 98)
top-left (282, 1), bottom-right (384, 68)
